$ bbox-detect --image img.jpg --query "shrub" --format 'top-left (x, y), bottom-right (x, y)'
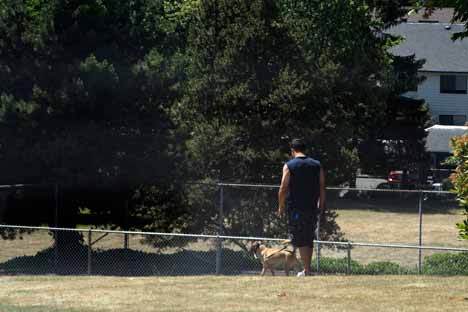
top-left (311, 258), bottom-right (413, 275)
top-left (422, 252), bottom-right (468, 275)
top-left (449, 135), bottom-right (468, 239)
top-left (314, 257), bottom-right (363, 274)
top-left (363, 261), bottom-right (410, 275)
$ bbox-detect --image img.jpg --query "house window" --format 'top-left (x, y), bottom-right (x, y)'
top-left (440, 75), bottom-right (467, 94)
top-left (439, 115), bottom-right (467, 125)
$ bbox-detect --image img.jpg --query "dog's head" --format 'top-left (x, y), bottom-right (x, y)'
top-left (249, 241), bottom-right (261, 259)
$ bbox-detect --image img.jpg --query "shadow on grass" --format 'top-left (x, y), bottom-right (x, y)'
top-left (0, 246), bottom-right (261, 276)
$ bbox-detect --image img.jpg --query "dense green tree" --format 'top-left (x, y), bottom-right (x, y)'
top-left (0, 0), bottom-right (434, 244)
top-left (170, 0), bottom-right (409, 240)
top-left (0, 1), bottom-right (190, 238)
top-left (177, 0), bottom-right (403, 184)
top-left (359, 54), bottom-right (431, 179)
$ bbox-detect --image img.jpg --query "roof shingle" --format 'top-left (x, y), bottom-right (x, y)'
top-left (388, 23), bottom-right (468, 73)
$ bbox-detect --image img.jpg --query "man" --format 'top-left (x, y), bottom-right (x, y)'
top-left (278, 138), bottom-right (325, 276)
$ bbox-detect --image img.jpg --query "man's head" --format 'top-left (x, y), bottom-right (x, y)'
top-left (290, 138), bottom-right (306, 157)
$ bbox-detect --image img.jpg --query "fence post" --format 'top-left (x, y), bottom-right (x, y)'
top-left (215, 185), bottom-right (224, 275)
top-left (124, 233), bottom-right (129, 249)
top-left (418, 190), bottom-right (423, 274)
top-left (87, 230), bottom-right (92, 275)
top-left (315, 215), bottom-right (321, 274)
top-left (123, 200), bottom-right (129, 249)
top-left (54, 184), bottom-right (59, 274)
top-left (347, 242), bottom-right (351, 275)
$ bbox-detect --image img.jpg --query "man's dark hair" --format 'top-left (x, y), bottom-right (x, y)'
top-left (290, 138), bottom-right (306, 152)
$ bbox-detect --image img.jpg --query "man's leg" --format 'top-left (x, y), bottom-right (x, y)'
top-left (298, 246), bottom-right (313, 274)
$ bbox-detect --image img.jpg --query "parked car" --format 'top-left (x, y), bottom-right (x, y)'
top-left (387, 170), bottom-right (419, 189)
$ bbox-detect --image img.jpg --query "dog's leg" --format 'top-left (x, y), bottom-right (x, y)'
top-left (285, 264), bottom-right (290, 276)
top-left (270, 267), bottom-right (275, 276)
top-left (261, 266), bottom-right (266, 276)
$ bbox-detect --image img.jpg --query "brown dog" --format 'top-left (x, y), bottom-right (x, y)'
top-left (250, 241), bottom-right (298, 276)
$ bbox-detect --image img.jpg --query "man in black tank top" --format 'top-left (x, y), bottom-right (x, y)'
top-left (278, 139), bottom-right (326, 276)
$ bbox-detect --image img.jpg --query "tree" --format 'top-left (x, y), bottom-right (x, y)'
top-left (171, 0), bottom-right (411, 240)
top-left (0, 0), bottom-right (437, 245)
top-left (359, 54), bottom-right (431, 179)
top-left (448, 136), bottom-right (468, 239)
top-left (177, 0), bottom-right (400, 184)
top-left (0, 1), bottom-right (191, 241)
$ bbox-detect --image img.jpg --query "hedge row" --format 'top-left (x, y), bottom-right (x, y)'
top-left (314, 252), bottom-right (468, 275)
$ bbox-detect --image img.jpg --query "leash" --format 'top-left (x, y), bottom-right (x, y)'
top-left (264, 244), bottom-right (295, 259)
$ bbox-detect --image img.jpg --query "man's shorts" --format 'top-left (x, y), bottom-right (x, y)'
top-left (288, 211), bottom-right (317, 248)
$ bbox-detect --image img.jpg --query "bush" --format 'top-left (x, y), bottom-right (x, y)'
top-left (449, 135), bottom-right (468, 239)
top-left (363, 261), bottom-right (410, 275)
top-left (422, 252), bottom-right (468, 275)
top-left (315, 257), bottom-right (363, 274)
top-left (312, 257), bottom-right (414, 275)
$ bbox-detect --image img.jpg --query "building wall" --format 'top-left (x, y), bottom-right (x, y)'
top-left (406, 71), bottom-right (468, 124)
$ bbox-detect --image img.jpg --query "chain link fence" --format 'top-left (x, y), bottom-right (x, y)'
top-left (1, 224), bottom-right (468, 276)
top-left (0, 226), bottom-right (269, 276)
top-left (1, 183), bottom-right (468, 276)
top-left (217, 183), bottom-right (468, 275)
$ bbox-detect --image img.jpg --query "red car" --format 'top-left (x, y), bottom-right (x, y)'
top-left (387, 170), bottom-right (419, 188)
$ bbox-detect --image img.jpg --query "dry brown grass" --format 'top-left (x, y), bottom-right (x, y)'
top-left (319, 208), bottom-right (468, 265)
top-left (335, 208), bottom-right (464, 246)
top-left (1, 275), bottom-right (468, 312)
top-left (0, 231), bottom-right (54, 263)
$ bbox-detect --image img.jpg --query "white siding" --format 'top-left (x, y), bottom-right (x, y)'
top-left (406, 72), bottom-right (468, 123)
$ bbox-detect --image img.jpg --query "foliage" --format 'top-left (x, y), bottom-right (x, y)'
top-left (423, 252), bottom-right (468, 275)
top-left (449, 135), bottom-right (468, 239)
top-left (316, 258), bottom-right (414, 275)
top-left (358, 49), bottom-right (431, 177)
top-left (0, 0), bottom-right (188, 239)
top-left (318, 253), bottom-right (468, 275)
top-left (0, 0), bottom-right (433, 243)
top-left (171, 0), bottom-right (427, 239)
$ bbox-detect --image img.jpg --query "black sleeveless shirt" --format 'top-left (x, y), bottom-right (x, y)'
top-left (286, 156), bottom-right (321, 217)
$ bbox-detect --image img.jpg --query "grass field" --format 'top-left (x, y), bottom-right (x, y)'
top-left (1, 275), bottom-right (468, 311)
top-left (324, 208), bottom-right (467, 265)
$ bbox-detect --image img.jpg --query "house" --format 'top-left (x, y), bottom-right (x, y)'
top-left (388, 21), bottom-right (468, 126)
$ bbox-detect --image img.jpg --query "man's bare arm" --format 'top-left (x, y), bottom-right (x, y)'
top-left (319, 168), bottom-right (326, 212)
top-left (278, 164), bottom-right (290, 216)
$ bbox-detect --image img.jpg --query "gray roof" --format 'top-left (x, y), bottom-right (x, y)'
top-left (404, 8), bottom-right (456, 23)
top-left (425, 125), bottom-right (468, 153)
top-left (387, 23), bottom-right (468, 73)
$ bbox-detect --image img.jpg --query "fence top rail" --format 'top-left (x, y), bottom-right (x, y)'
top-left (0, 225), bottom-right (285, 242)
top-left (1, 225), bottom-right (467, 252)
top-left (0, 184), bottom-right (42, 189)
top-left (0, 182), bottom-right (453, 194)
top-left (315, 240), bottom-right (468, 252)
top-left (218, 182), bottom-right (452, 194)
